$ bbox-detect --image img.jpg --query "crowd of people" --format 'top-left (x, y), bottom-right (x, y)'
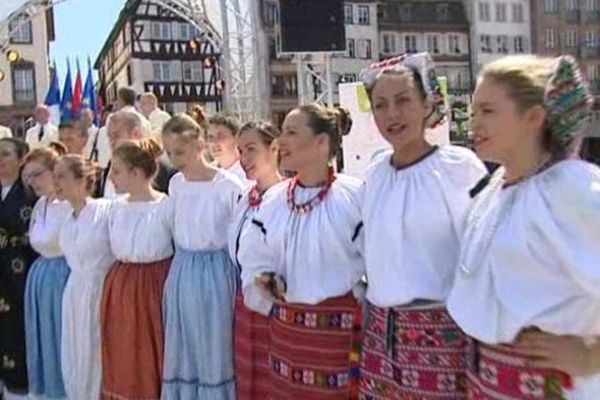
top-left (0, 51), bottom-right (599, 400)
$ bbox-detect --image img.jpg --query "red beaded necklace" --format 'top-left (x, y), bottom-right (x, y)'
top-left (286, 166), bottom-right (336, 215)
top-left (247, 185), bottom-right (263, 208)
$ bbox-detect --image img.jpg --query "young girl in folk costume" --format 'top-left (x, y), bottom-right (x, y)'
top-left (238, 104), bottom-right (364, 399)
top-left (357, 53), bottom-right (487, 399)
top-left (23, 146), bottom-right (70, 400)
top-left (0, 138), bottom-right (38, 400)
top-left (447, 55), bottom-right (600, 399)
top-left (56, 155), bottom-right (115, 400)
top-left (227, 121), bottom-right (282, 399)
top-left (101, 139), bottom-right (173, 400)
top-left (160, 114), bottom-right (243, 400)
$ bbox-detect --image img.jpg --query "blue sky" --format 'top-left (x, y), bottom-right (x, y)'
top-left (50, 0), bottom-right (125, 81)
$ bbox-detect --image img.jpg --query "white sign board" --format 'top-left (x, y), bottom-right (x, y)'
top-left (339, 82), bottom-right (450, 178)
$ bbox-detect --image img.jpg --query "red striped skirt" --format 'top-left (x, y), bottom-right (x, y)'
top-left (467, 341), bottom-right (572, 399)
top-left (359, 302), bottom-right (468, 399)
top-left (234, 290), bottom-right (271, 400)
top-left (100, 258), bottom-right (171, 400)
top-left (267, 293), bottom-right (362, 400)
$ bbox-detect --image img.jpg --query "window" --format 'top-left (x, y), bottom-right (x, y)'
top-left (357, 39), bottom-right (372, 59)
top-left (404, 35), bottom-right (418, 52)
top-left (512, 3), bottom-right (524, 22)
top-left (179, 24), bottom-right (199, 40)
top-left (514, 35), bottom-right (526, 52)
top-left (544, 0), bottom-right (558, 13)
top-left (12, 63), bottom-right (36, 104)
top-left (589, 64), bottom-right (600, 81)
top-left (9, 15), bottom-right (32, 44)
top-left (546, 29), bottom-right (558, 48)
top-left (566, 30), bottom-right (578, 47)
top-left (427, 35), bottom-right (440, 54)
top-left (347, 39), bottom-right (355, 58)
top-left (152, 22), bottom-right (171, 40)
top-left (496, 3), bottom-right (507, 22)
top-left (566, 0), bottom-right (579, 10)
top-left (268, 36), bottom-right (277, 59)
top-left (182, 62), bottom-right (203, 81)
top-left (265, 2), bottom-right (278, 27)
top-left (479, 2), bottom-right (491, 21)
top-left (358, 6), bottom-right (370, 25)
top-left (339, 73), bottom-right (357, 83)
top-left (344, 5), bottom-right (353, 24)
top-left (152, 62), bottom-right (171, 80)
top-left (382, 33), bottom-right (396, 54)
top-left (449, 35), bottom-right (461, 54)
top-left (497, 35), bottom-right (509, 53)
top-left (271, 74), bottom-right (297, 97)
top-left (587, 30), bottom-right (598, 47)
top-left (480, 34), bottom-right (492, 52)
top-left (398, 3), bottom-right (413, 22)
top-left (436, 3), bottom-right (450, 21)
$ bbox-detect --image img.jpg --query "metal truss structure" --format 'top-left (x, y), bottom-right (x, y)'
top-left (0, 0), bottom-right (265, 120)
top-left (294, 53), bottom-right (335, 107)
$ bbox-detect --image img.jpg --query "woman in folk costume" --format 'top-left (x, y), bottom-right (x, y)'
top-left (237, 104), bottom-right (364, 399)
top-left (56, 155), bottom-right (115, 400)
top-left (23, 146), bottom-right (70, 400)
top-left (357, 53), bottom-right (487, 399)
top-left (227, 121), bottom-right (282, 399)
top-left (0, 138), bottom-right (38, 400)
top-left (160, 114), bottom-right (243, 400)
top-left (207, 114), bottom-right (250, 184)
top-left (447, 55), bottom-right (600, 399)
top-left (101, 139), bottom-right (173, 400)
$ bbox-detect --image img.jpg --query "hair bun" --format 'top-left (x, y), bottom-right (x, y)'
top-left (335, 107), bottom-right (353, 137)
top-left (189, 105), bottom-right (208, 127)
top-left (138, 138), bottom-right (163, 160)
top-left (544, 55), bottom-right (592, 144)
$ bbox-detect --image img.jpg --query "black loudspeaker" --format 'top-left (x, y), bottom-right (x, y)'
top-left (279, 0), bottom-right (346, 53)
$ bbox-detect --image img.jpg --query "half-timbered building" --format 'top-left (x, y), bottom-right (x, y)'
top-left (94, 0), bottom-right (222, 114)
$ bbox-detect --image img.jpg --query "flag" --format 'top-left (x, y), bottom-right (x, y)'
top-left (73, 58), bottom-right (83, 119)
top-left (60, 59), bottom-right (74, 123)
top-left (44, 61), bottom-right (61, 126)
top-left (81, 57), bottom-right (99, 124)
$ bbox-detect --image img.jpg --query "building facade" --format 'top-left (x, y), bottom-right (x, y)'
top-left (258, 0), bottom-right (378, 126)
top-left (95, 0), bottom-right (222, 115)
top-left (0, 7), bottom-right (55, 137)
top-left (530, 0), bottom-right (600, 162)
top-left (378, 0), bottom-right (472, 95)
top-left (467, 0), bottom-right (531, 75)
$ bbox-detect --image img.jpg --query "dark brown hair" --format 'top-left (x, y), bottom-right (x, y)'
top-left (296, 104), bottom-right (353, 158)
top-left (0, 137), bottom-right (29, 159)
top-left (112, 138), bottom-right (162, 178)
top-left (118, 87), bottom-right (137, 106)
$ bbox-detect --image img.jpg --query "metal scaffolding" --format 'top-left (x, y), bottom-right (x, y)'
top-left (0, 0), bottom-right (265, 120)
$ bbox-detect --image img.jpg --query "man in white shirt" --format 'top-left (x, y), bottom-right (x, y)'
top-left (0, 125), bottom-right (12, 139)
top-left (139, 92), bottom-right (171, 140)
top-left (25, 105), bottom-right (59, 149)
top-left (114, 87), bottom-right (152, 137)
top-left (80, 108), bottom-right (111, 168)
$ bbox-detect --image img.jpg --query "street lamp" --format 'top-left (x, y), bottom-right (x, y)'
top-left (6, 49), bottom-right (20, 63)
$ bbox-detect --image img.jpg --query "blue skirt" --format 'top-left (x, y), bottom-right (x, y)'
top-left (161, 248), bottom-right (238, 400)
top-left (24, 256), bottom-right (70, 398)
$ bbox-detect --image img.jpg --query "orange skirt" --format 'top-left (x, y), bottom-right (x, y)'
top-left (100, 258), bottom-right (171, 400)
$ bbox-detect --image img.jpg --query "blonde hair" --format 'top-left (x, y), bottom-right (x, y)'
top-left (480, 55), bottom-right (591, 159)
top-left (24, 147), bottom-right (62, 171)
top-left (162, 113), bottom-right (206, 141)
top-left (58, 154), bottom-right (101, 194)
top-left (112, 138), bottom-right (162, 178)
